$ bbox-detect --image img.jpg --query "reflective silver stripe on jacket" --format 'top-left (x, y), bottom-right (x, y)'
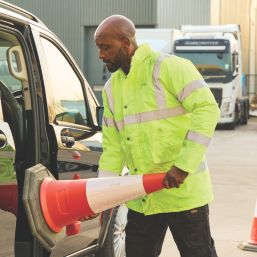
top-left (186, 131), bottom-right (211, 147)
top-left (103, 116), bottom-right (124, 131)
top-left (103, 116), bottom-right (123, 130)
top-left (153, 53), bottom-right (171, 108)
top-left (177, 80), bottom-right (208, 102)
top-left (103, 116), bottom-right (116, 127)
top-left (124, 106), bottom-right (186, 125)
top-left (189, 159), bottom-right (208, 175)
top-left (104, 79), bottom-right (114, 114)
top-left (115, 120), bottom-right (125, 131)
top-left (196, 159), bottom-right (208, 173)
top-left (97, 170), bottom-right (118, 177)
top-left (103, 106), bottom-right (187, 131)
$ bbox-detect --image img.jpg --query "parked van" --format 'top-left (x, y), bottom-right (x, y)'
top-left (0, 1), bottom-right (126, 257)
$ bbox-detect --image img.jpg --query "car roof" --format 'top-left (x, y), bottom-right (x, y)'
top-left (0, 0), bottom-right (47, 29)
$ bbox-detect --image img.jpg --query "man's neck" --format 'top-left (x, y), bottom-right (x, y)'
top-left (122, 45), bottom-right (138, 75)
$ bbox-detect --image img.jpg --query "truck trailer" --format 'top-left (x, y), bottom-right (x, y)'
top-left (174, 24), bottom-right (249, 129)
top-left (136, 28), bottom-right (181, 53)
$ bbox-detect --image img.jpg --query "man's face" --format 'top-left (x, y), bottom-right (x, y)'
top-left (95, 35), bottom-right (128, 73)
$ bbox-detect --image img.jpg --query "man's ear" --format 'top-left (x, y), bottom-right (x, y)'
top-left (121, 37), bottom-right (131, 50)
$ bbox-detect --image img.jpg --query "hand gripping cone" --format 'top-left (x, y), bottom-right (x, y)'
top-left (238, 199), bottom-right (257, 252)
top-left (40, 171), bottom-right (165, 233)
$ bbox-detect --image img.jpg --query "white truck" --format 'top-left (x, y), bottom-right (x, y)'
top-left (173, 24), bottom-right (249, 129)
top-left (136, 28), bottom-right (181, 53)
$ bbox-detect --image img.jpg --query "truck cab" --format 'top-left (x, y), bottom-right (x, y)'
top-left (174, 24), bottom-right (249, 129)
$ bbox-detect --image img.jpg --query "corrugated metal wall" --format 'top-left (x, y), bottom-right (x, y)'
top-left (157, 0), bottom-right (211, 28)
top-left (220, 0), bottom-right (251, 74)
top-left (6, 0), bottom-right (157, 71)
top-left (5, 0), bottom-right (216, 103)
top-left (219, 0), bottom-right (257, 99)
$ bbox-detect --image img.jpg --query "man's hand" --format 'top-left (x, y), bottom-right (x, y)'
top-left (163, 166), bottom-right (188, 188)
top-left (80, 213), bottom-right (99, 221)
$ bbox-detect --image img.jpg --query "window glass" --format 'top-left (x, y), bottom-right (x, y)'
top-left (40, 37), bottom-right (87, 126)
top-left (0, 33), bottom-right (22, 92)
top-left (176, 52), bottom-right (232, 74)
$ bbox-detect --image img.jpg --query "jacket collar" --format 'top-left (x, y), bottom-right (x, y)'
top-left (131, 43), bottom-right (152, 66)
top-left (116, 44), bottom-right (152, 78)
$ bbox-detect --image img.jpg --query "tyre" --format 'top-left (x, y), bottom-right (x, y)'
top-left (240, 102), bottom-right (249, 125)
top-left (97, 204), bottom-right (128, 257)
top-left (226, 109), bottom-right (236, 129)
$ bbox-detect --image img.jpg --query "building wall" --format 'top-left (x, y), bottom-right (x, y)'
top-left (219, 0), bottom-right (251, 74)
top-left (6, 0), bottom-right (157, 73)
top-left (157, 0), bottom-right (211, 28)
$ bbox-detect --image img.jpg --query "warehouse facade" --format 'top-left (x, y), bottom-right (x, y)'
top-left (5, 0), bottom-right (211, 102)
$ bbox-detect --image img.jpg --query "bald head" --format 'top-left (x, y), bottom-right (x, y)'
top-left (94, 15), bottom-right (136, 43)
top-left (94, 15), bottom-right (138, 74)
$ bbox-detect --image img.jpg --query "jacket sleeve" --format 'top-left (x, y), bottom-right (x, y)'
top-left (98, 85), bottom-right (125, 177)
top-left (160, 56), bottom-right (220, 173)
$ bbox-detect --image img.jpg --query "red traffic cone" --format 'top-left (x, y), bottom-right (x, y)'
top-left (40, 173), bottom-right (165, 233)
top-left (238, 199), bottom-right (257, 252)
top-left (65, 173), bottom-right (81, 236)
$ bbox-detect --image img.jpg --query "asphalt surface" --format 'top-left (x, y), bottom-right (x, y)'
top-left (161, 117), bottom-right (257, 256)
top-left (1, 117), bottom-right (257, 257)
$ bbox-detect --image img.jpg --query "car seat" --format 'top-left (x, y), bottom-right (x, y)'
top-left (0, 80), bottom-right (24, 160)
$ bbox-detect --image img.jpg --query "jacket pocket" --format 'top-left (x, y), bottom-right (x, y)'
top-left (151, 144), bottom-right (177, 164)
top-left (149, 126), bottom-right (180, 164)
top-left (146, 117), bottom-right (187, 165)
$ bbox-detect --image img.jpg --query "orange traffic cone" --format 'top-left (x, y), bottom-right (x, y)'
top-left (239, 199), bottom-right (257, 252)
top-left (23, 164), bottom-right (166, 251)
top-left (40, 172), bottom-right (165, 233)
top-left (65, 173), bottom-right (81, 236)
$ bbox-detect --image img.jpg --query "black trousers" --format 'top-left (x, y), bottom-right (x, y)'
top-left (125, 205), bottom-right (218, 257)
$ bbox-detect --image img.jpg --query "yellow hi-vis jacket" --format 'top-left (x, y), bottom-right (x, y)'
top-left (99, 44), bottom-right (220, 215)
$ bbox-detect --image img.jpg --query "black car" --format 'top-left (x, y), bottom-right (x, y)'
top-left (0, 1), bottom-right (127, 257)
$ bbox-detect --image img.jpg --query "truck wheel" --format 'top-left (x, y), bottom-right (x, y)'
top-left (241, 103), bottom-right (249, 125)
top-left (98, 204), bottom-right (128, 257)
top-left (226, 121), bottom-right (235, 129)
top-left (226, 109), bottom-right (237, 129)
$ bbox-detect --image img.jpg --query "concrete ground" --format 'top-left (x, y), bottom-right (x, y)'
top-left (1, 118), bottom-right (257, 257)
top-left (160, 117), bottom-right (257, 256)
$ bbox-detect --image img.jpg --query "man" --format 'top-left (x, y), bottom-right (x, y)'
top-left (95, 15), bottom-right (219, 257)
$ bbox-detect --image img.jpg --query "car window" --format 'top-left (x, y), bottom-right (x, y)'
top-left (0, 34), bottom-right (23, 93)
top-left (39, 37), bottom-right (87, 126)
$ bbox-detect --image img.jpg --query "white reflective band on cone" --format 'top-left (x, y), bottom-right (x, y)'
top-left (86, 175), bottom-right (145, 213)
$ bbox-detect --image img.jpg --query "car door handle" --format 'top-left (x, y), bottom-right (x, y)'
top-left (61, 136), bottom-right (75, 148)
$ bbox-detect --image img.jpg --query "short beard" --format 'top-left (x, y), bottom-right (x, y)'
top-left (107, 48), bottom-right (128, 73)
